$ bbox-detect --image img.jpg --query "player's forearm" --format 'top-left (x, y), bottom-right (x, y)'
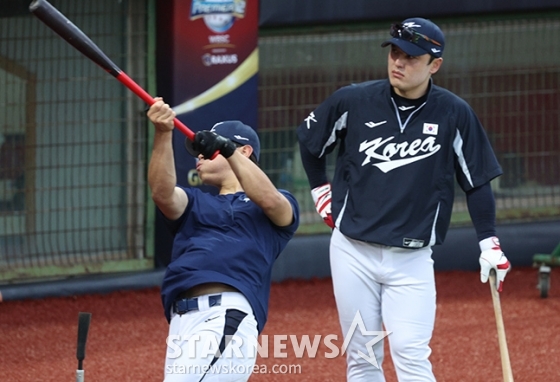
top-left (228, 152), bottom-right (294, 226)
top-left (466, 182), bottom-right (497, 241)
top-left (299, 143), bottom-right (328, 188)
top-left (148, 130), bottom-right (177, 203)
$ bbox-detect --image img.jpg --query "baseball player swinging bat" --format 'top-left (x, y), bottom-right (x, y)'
top-left (489, 270), bottom-right (514, 381)
top-left (28, 0), bottom-right (195, 142)
top-left (76, 312), bottom-right (92, 382)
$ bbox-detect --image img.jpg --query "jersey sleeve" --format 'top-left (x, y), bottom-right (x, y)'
top-left (452, 101), bottom-right (503, 192)
top-left (159, 185), bottom-right (194, 234)
top-left (466, 182), bottom-right (497, 241)
top-left (296, 85), bottom-right (352, 158)
top-left (277, 189), bottom-right (300, 234)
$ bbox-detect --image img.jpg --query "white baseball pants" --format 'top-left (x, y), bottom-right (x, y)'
top-left (330, 228), bottom-right (437, 382)
top-left (164, 292), bottom-right (258, 382)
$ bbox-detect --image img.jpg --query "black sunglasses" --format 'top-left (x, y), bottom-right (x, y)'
top-left (390, 23), bottom-right (442, 47)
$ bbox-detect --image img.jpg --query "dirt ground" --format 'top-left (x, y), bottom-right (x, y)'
top-left (1, 266), bottom-right (559, 381)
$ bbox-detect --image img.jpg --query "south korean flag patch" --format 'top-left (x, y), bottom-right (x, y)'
top-left (423, 123), bottom-right (438, 135)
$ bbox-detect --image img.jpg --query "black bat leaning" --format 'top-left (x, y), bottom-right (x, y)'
top-left (76, 312), bottom-right (92, 382)
top-left (28, 0), bottom-right (195, 141)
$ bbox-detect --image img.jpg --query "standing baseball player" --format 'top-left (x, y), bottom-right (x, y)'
top-left (297, 18), bottom-right (511, 381)
top-left (147, 98), bottom-right (299, 381)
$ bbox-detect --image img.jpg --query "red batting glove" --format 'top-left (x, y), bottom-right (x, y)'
top-left (311, 184), bottom-right (335, 229)
top-left (479, 236), bottom-right (511, 292)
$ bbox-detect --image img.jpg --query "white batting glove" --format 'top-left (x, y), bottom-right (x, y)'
top-left (479, 236), bottom-right (511, 292)
top-left (311, 183), bottom-right (334, 229)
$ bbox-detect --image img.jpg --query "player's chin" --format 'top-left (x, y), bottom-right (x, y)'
top-left (198, 173), bottom-right (218, 187)
top-left (388, 75), bottom-right (404, 87)
top-left (197, 172), bottom-right (209, 183)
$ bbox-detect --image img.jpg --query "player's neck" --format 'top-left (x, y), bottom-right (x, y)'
top-left (392, 78), bottom-right (432, 100)
top-left (391, 85), bottom-right (429, 106)
top-left (393, 86), bottom-right (426, 99)
top-left (219, 177), bottom-right (244, 195)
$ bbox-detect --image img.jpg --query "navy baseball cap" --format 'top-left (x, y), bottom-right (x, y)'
top-left (185, 120), bottom-right (261, 162)
top-left (381, 18), bottom-right (445, 58)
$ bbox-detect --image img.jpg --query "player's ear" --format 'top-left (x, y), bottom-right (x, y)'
top-left (238, 145), bottom-right (254, 159)
top-left (429, 57), bottom-right (443, 74)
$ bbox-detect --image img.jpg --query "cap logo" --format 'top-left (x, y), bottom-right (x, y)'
top-left (233, 134), bottom-right (249, 141)
top-left (431, 48), bottom-right (441, 53)
top-left (403, 22), bottom-right (421, 28)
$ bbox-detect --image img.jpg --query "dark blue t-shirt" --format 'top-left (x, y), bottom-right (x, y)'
top-left (160, 186), bottom-right (299, 333)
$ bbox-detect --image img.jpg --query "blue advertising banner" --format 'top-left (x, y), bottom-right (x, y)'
top-left (169, 0), bottom-right (259, 189)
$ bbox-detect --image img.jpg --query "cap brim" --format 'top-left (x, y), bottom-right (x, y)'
top-left (184, 137), bottom-right (200, 157)
top-left (381, 38), bottom-right (428, 57)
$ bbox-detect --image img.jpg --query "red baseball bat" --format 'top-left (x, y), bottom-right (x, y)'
top-left (29, 0), bottom-right (195, 142)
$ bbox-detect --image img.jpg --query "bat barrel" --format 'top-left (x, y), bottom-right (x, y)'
top-left (76, 312), bottom-right (91, 364)
top-left (29, 0), bottom-right (121, 76)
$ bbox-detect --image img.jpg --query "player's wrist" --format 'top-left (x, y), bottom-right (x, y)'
top-left (479, 236), bottom-right (501, 252)
top-left (219, 138), bottom-right (237, 158)
top-left (154, 123), bottom-right (174, 133)
top-left (311, 183), bottom-right (331, 203)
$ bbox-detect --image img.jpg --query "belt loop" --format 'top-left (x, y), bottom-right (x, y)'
top-left (209, 294), bottom-right (222, 307)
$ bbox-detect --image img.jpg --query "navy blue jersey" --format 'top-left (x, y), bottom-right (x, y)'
top-left (297, 79), bottom-right (502, 248)
top-left (160, 186), bottom-right (299, 333)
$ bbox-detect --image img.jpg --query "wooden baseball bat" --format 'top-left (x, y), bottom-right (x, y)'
top-left (489, 270), bottom-right (514, 382)
top-left (29, 0), bottom-right (195, 141)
